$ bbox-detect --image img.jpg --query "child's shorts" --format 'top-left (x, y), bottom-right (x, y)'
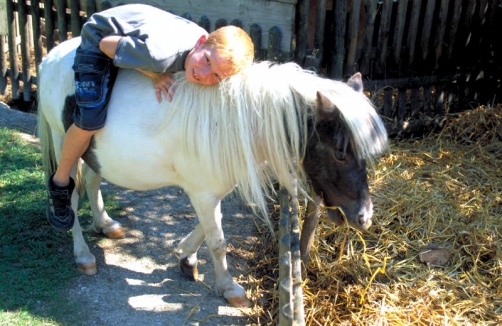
top-left (72, 48), bottom-right (118, 131)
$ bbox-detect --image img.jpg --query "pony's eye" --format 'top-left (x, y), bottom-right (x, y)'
top-left (334, 150), bottom-right (346, 161)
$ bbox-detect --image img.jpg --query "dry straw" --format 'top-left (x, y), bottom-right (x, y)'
top-left (244, 104), bottom-right (502, 325)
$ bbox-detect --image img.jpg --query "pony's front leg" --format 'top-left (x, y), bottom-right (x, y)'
top-left (83, 164), bottom-right (124, 239)
top-left (189, 194), bottom-right (252, 308)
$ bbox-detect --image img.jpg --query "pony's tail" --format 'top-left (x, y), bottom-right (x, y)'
top-left (37, 108), bottom-right (57, 181)
top-left (37, 107), bottom-right (84, 196)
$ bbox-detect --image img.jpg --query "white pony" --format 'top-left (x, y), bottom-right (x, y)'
top-left (38, 37), bottom-right (387, 307)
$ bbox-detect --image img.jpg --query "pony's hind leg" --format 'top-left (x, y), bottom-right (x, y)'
top-left (83, 163), bottom-right (125, 239)
top-left (177, 223), bottom-right (205, 281)
top-left (69, 167), bottom-right (97, 275)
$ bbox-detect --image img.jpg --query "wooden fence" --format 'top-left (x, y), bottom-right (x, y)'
top-left (1, 0), bottom-right (501, 135)
top-left (0, 0), bottom-right (295, 102)
top-left (298, 0), bottom-right (502, 134)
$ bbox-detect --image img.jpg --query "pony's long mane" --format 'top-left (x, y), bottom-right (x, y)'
top-left (169, 61), bottom-right (387, 224)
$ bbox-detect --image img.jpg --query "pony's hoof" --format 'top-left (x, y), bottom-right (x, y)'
top-left (76, 252), bottom-right (97, 275)
top-left (104, 227), bottom-right (125, 239)
top-left (102, 221), bottom-right (125, 239)
top-left (77, 262), bottom-right (97, 276)
top-left (180, 257), bottom-right (198, 281)
top-left (227, 296), bottom-right (252, 308)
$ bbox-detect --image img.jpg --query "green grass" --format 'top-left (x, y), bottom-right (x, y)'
top-left (0, 127), bottom-right (121, 325)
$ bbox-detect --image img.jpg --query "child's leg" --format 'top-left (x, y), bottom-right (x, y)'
top-left (52, 125), bottom-right (97, 187)
top-left (46, 48), bottom-right (117, 232)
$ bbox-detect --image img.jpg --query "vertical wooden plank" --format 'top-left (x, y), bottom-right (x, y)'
top-left (70, 0), bottom-right (80, 37)
top-left (463, 0), bottom-right (477, 34)
top-left (478, 0), bottom-right (488, 23)
top-left (278, 188), bottom-right (293, 326)
top-left (375, 0), bottom-right (392, 75)
top-left (43, 0), bottom-right (55, 51)
top-left (295, 0), bottom-right (309, 65)
top-left (383, 88), bottom-right (393, 118)
top-left (250, 23), bottom-right (262, 61)
top-left (435, 85), bottom-right (444, 115)
top-left (198, 16), bottom-right (210, 32)
top-left (289, 177), bottom-right (304, 326)
top-left (18, 0), bottom-right (32, 101)
top-left (360, 0), bottom-right (377, 75)
top-left (463, 0), bottom-right (477, 52)
top-left (423, 85), bottom-right (432, 116)
top-left (446, 0), bottom-right (462, 59)
top-left (215, 18), bottom-right (227, 30)
top-left (345, 0), bottom-right (362, 75)
top-left (86, 0), bottom-right (97, 18)
top-left (446, 87), bottom-right (457, 113)
top-left (434, 0), bottom-right (450, 68)
top-left (268, 26), bottom-right (282, 62)
top-left (230, 19), bottom-right (243, 29)
top-left (420, 0), bottom-right (436, 61)
top-left (392, 0), bottom-right (408, 66)
top-left (56, 0), bottom-right (67, 42)
top-left (484, 0), bottom-right (498, 26)
top-left (31, 0), bottom-right (43, 77)
top-left (0, 35), bottom-right (7, 95)
top-left (6, 0), bottom-right (19, 99)
top-left (98, 1), bottom-right (112, 12)
top-left (397, 88), bottom-right (407, 120)
top-left (330, 0), bottom-right (347, 79)
top-left (314, 0), bottom-right (327, 64)
top-left (181, 13), bottom-right (193, 22)
top-left (407, 0), bottom-right (422, 67)
top-left (410, 88), bottom-right (420, 118)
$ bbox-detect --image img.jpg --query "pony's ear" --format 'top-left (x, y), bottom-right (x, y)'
top-left (316, 91), bottom-right (340, 121)
top-left (347, 72), bottom-right (363, 93)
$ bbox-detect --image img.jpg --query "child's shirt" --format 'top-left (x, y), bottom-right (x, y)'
top-left (79, 4), bottom-right (208, 73)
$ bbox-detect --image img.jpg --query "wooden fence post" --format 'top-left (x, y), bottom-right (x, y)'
top-left (279, 187), bottom-right (293, 325)
top-left (279, 181), bottom-right (305, 326)
top-left (18, 0), bottom-right (31, 101)
top-left (6, 0), bottom-right (19, 100)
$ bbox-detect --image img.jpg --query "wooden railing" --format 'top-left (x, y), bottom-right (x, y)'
top-left (2, 0), bottom-right (501, 135)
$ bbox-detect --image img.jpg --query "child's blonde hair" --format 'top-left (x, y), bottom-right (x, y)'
top-left (204, 25), bottom-right (255, 76)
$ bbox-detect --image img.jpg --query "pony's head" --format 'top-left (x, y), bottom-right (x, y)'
top-left (302, 73), bottom-right (388, 231)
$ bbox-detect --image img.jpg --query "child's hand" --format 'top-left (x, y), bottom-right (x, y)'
top-left (152, 72), bottom-right (177, 103)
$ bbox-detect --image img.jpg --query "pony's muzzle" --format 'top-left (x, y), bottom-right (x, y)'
top-left (327, 201), bottom-right (373, 231)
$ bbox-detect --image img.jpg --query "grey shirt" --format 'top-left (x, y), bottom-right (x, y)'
top-left (80, 4), bottom-right (208, 73)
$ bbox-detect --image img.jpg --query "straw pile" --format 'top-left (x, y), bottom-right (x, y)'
top-left (243, 104), bottom-right (502, 325)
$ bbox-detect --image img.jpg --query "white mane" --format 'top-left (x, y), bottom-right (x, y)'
top-left (169, 61), bottom-right (387, 223)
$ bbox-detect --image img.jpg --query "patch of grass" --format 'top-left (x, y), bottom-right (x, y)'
top-left (0, 127), bottom-right (121, 324)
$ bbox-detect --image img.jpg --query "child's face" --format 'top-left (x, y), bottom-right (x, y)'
top-left (184, 37), bottom-right (232, 85)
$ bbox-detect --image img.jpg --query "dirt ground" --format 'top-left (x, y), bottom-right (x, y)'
top-left (0, 102), bottom-right (262, 325)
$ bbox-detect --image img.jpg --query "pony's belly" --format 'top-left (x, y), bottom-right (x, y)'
top-left (95, 153), bottom-right (180, 191)
top-left (99, 166), bottom-right (179, 191)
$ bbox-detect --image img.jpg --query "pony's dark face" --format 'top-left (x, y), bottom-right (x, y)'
top-left (303, 91), bottom-right (373, 231)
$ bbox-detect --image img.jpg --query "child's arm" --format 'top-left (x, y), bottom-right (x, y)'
top-left (99, 36), bottom-right (176, 103)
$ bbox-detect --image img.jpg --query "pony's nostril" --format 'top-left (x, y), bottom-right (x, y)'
top-left (358, 214), bottom-right (372, 230)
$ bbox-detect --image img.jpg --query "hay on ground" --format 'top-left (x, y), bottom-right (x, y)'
top-left (244, 104), bottom-right (502, 325)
